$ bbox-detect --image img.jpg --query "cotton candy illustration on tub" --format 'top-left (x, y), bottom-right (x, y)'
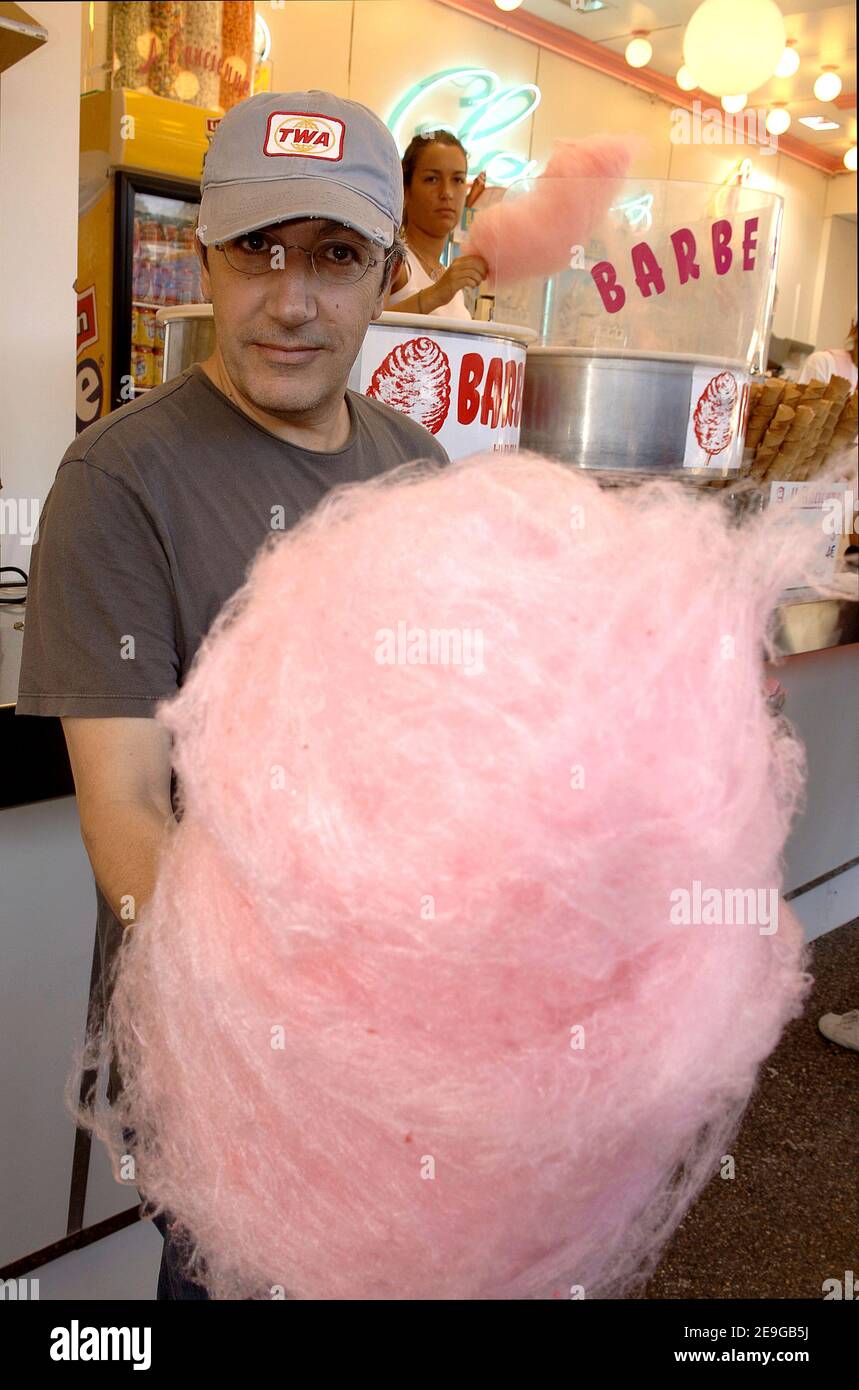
top-left (77, 451), bottom-right (826, 1301)
top-left (366, 336), bottom-right (451, 434)
top-left (460, 135), bottom-right (635, 290)
top-left (694, 370), bottom-right (739, 463)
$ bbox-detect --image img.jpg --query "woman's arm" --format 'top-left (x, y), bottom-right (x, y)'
top-left (385, 286), bottom-right (441, 315)
top-left (384, 259), bottom-right (438, 315)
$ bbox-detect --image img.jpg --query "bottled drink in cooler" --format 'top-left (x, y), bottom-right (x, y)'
top-left (162, 256), bottom-right (179, 306)
top-left (153, 263), bottom-right (167, 307)
top-left (176, 256), bottom-right (196, 303)
top-left (132, 253), bottom-right (151, 302)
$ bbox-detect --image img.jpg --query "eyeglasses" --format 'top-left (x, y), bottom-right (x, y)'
top-left (214, 229), bottom-right (391, 284)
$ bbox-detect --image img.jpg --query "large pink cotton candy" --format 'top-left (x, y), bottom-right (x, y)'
top-left (460, 135), bottom-right (634, 290)
top-left (85, 454), bottom-right (820, 1300)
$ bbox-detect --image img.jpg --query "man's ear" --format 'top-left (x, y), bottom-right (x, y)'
top-left (194, 232), bottom-right (213, 302)
top-left (371, 251), bottom-right (395, 321)
top-left (373, 249), bottom-right (403, 319)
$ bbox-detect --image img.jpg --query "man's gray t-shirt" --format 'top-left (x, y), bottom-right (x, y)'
top-left (16, 363), bottom-right (449, 1091)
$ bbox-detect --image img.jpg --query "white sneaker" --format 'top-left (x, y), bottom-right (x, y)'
top-left (818, 1010), bottom-right (859, 1052)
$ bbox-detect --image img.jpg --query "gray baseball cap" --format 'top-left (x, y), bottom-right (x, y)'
top-left (197, 91), bottom-right (403, 249)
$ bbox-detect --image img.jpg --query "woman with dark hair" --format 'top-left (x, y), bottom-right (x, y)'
top-left (386, 130), bottom-right (488, 319)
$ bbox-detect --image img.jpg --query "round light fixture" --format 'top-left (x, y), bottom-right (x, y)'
top-left (676, 65), bottom-right (698, 91)
top-left (766, 105), bottom-right (791, 135)
top-left (683, 0), bottom-right (786, 97)
top-left (625, 34), bottom-right (653, 69)
top-left (845, 146), bottom-right (857, 172)
top-left (721, 94), bottom-right (748, 114)
top-left (813, 68), bottom-right (842, 103)
top-left (774, 41), bottom-right (799, 79)
top-left (493, 0), bottom-right (524, 10)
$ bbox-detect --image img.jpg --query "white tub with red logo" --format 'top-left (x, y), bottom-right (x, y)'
top-left (158, 306), bottom-right (535, 460)
top-left (347, 312), bottom-right (537, 460)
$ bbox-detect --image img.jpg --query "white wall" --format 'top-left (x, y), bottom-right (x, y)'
top-left (0, 1), bottom-right (81, 577)
top-left (810, 214), bottom-right (858, 351)
top-left (825, 173), bottom-right (858, 218)
top-left (769, 153), bottom-right (827, 345)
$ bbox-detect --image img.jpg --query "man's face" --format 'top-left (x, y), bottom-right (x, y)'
top-left (196, 218), bottom-right (392, 417)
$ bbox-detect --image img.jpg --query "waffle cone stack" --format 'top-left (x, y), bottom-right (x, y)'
top-left (742, 375), bottom-right (858, 484)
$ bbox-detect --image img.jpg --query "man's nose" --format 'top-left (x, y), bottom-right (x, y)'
top-left (263, 249), bottom-right (319, 317)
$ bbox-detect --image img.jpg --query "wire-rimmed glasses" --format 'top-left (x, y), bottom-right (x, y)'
top-left (214, 228), bottom-right (392, 284)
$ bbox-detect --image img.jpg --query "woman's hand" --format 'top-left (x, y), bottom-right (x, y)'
top-left (426, 254), bottom-right (489, 310)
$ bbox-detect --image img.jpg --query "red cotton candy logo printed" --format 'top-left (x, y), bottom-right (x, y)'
top-left (694, 371), bottom-right (738, 463)
top-left (366, 337), bottom-right (451, 434)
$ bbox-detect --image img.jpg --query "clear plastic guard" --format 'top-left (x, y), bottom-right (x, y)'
top-left (491, 177), bottom-right (783, 374)
top-left (481, 177), bottom-right (785, 476)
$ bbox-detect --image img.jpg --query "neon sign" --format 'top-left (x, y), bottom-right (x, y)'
top-left (609, 193), bottom-right (654, 232)
top-left (387, 67), bottom-right (541, 186)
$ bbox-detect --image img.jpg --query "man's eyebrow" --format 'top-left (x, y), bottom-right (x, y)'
top-left (270, 217), bottom-right (369, 240)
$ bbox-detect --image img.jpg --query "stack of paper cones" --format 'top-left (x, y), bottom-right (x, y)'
top-left (764, 404), bottom-right (816, 480)
top-left (741, 376), bottom-right (858, 484)
top-left (823, 388), bottom-right (858, 466)
top-left (748, 403), bottom-right (795, 479)
top-left (745, 379), bottom-right (789, 452)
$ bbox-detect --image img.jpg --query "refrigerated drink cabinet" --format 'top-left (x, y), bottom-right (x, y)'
top-left (76, 90), bottom-right (215, 429)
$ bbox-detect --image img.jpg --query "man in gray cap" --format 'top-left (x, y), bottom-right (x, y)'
top-left (16, 92), bottom-right (450, 1300)
top-left (193, 91), bottom-right (419, 443)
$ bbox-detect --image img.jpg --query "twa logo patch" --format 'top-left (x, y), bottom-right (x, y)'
top-left (264, 112), bottom-right (345, 161)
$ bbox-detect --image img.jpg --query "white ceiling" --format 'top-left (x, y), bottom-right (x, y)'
top-left (521, 0), bottom-right (856, 159)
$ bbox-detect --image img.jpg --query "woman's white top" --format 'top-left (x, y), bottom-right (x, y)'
top-left (797, 347), bottom-right (858, 390)
top-left (387, 246), bottom-right (473, 321)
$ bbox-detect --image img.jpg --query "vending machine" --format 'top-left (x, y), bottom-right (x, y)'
top-left (76, 89), bottom-right (219, 431)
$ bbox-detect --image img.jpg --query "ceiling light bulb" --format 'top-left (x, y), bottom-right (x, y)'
top-left (625, 36), bottom-right (653, 69)
top-left (683, 0), bottom-right (785, 97)
top-left (766, 106), bottom-right (790, 135)
top-left (721, 94), bottom-right (748, 113)
top-left (813, 69), bottom-right (842, 102)
top-left (676, 65), bottom-right (698, 91)
top-left (845, 146), bottom-right (857, 172)
top-left (774, 43), bottom-right (799, 79)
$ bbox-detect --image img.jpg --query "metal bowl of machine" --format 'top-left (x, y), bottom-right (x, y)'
top-left (519, 347), bottom-right (750, 477)
top-left (157, 304), bottom-right (216, 382)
